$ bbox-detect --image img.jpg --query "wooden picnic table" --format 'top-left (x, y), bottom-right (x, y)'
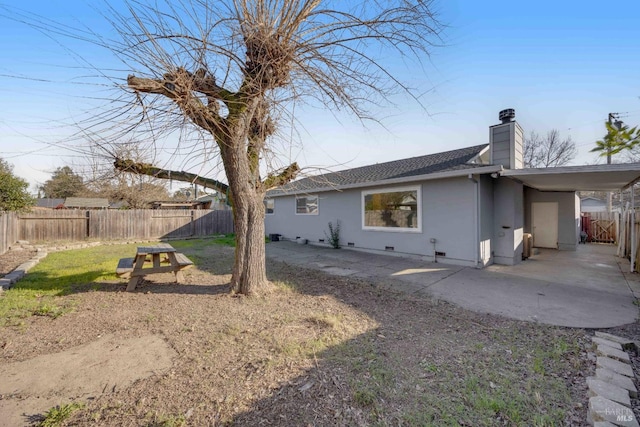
top-left (116, 243), bottom-right (193, 291)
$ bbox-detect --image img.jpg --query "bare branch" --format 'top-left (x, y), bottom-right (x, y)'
top-left (263, 162), bottom-right (300, 190)
top-left (114, 157), bottom-right (228, 194)
top-left (523, 129), bottom-right (576, 168)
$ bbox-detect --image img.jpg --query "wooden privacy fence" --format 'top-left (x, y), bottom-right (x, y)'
top-left (618, 208), bottom-right (640, 271)
top-left (9, 209), bottom-right (233, 246)
top-left (0, 212), bottom-right (19, 256)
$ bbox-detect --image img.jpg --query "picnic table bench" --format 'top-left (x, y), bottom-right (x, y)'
top-left (116, 243), bottom-right (193, 291)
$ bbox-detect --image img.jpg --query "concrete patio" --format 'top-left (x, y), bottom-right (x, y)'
top-left (266, 241), bottom-right (639, 328)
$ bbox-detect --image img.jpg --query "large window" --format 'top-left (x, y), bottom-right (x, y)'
top-left (264, 199), bottom-right (275, 215)
top-left (362, 186), bottom-right (421, 231)
top-left (296, 195), bottom-right (318, 215)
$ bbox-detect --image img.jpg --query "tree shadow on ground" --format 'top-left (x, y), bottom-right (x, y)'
top-left (11, 269), bottom-right (230, 296)
top-left (224, 259), bottom-right (588, 426)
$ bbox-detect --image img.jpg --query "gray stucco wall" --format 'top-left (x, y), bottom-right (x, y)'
top-left (265, 177), bottom-right (479, 267)
top-left (524, 188), bottom-right (578, 251)
top-left (492, 178), bottom-right (524, 265)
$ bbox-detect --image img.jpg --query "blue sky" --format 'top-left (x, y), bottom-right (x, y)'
top-left (1, 0), bottom-right (639, 190)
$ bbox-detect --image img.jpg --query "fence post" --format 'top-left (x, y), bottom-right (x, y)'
top-left (191, 210), bottom-right (195, 237)
top-left (86, 210), bottom-right (91, 239)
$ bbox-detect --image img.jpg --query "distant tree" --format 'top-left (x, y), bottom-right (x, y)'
top-left (591, 121), bottom-right (640, 161)
top-left (523, 130), bottom-right (576, 168)
top-left (172, 187), bottom-right (194, 201)
top-left (0, 158), bottom-right (35, 211)
top-left (40, 166), bottom-right (86, 199)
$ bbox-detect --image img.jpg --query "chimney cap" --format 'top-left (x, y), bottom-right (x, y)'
top-left (499, 108), bottom-right (515, 123)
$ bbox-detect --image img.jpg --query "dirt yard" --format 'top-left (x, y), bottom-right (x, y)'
top-left (0, 248), bottom-right (37, 278)
top-left (0, 240), bottom-right (629, 426)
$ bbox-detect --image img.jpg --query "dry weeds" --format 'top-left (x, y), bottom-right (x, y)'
top-left (0, 240), bottom-right (602, 426)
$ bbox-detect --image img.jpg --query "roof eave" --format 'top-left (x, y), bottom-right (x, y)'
top-left (269, 165), bottom-right (504, 197)
top-left (500, 163), bottom-right (640, 192)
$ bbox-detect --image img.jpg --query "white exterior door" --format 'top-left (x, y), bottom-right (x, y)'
top-left (532, 202), bottom-right (558, 248)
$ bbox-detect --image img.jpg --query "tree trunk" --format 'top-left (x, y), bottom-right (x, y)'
top-left (221, 115), bottom-right (271, 296)
top-left (228, 186), bottom-right (270, 295)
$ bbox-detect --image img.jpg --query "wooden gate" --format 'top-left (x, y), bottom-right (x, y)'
top-left (581, 212), bottom-right (617, 243)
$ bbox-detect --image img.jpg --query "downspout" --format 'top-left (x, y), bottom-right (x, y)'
top-left (468, 174), bottom-right (481, 268)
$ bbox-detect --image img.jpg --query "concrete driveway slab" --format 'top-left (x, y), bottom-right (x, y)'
top-left (266, 241), bottom-right (638, 328)
top-left (420, 267), bottom-right (636, 328)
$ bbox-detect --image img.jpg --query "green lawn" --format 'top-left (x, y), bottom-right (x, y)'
top-left (0, 236), bottom-right (238, 327)
top-left (0, 243), bottom-right (139, 326)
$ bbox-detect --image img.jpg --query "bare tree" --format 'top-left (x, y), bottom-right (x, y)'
top-left (523, 129), bottom-right (576, 168)
top-left (16, 1), bottom-right (444, 295)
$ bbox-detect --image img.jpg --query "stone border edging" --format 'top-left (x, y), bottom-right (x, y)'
top-left (0, 250), bottom-right (48, 291)
top-left (588, 331), bottom-right (639, 426)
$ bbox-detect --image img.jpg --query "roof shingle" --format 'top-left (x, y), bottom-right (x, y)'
top-left (271, 144), bottom-right (488, 195)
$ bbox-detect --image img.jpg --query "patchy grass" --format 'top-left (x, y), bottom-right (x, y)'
top-left (172, 234), bottom-right (237, 249)
top-left (0, 240), bottom-right (591, 426)
top-left (0, 243), bottom-right (138, 326)
top-left (39, 402), bottom-right (84, 427)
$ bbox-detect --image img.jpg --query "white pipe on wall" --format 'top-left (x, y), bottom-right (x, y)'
top-left (468, 174), bottom-right (480, 268)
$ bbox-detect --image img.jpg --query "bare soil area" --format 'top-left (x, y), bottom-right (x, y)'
top-left (0, 241), bottom-right (623, 426)
top-left (0, 248), bottom-right (37, 278)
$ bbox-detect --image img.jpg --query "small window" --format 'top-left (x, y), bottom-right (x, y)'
top-left (296, 195), bottom-right (318, 215)
top-left (362, 186), bottom-right (421, 232)
top-left (264, 199), bottom-right (275, 215)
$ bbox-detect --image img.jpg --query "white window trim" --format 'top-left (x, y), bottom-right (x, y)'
top-left (362, 185), bottom-right (422, 233)
top-left (295, 195), bottom-right (319, 215)
top-left (264, 198), bottom-right (275, 215)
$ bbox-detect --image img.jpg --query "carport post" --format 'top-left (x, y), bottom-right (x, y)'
top-left (632, 185), bottom-right (636, 273)
top-left (618, 190), bottom-right (624, 257)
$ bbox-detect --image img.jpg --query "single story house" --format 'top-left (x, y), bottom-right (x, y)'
top-left (580, 196), bottom-right (608, 213)
top-left (63, 197), bottom-right (110, 209)
top-left (151, 200), bottom-right (210, 210)
top-left (34, 198), bottom-right (66, 209)
top-left (265, 109), bottom-right (640, 268)
top-left (196, 193), bottom-right (232, 211)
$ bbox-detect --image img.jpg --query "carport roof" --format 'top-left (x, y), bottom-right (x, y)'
top-left (501, 163), bottom-right (640, 192)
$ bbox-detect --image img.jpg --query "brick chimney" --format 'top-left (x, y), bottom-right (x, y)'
top-left (490, 108), bottom-right (524, 169)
